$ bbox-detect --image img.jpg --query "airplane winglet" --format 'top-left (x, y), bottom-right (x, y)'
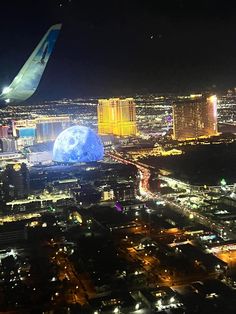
top-left (0, 24), bottom-right (62, 103)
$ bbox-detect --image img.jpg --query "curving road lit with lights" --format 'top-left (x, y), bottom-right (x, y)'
top-left (107, 151), bottom-right (236, 241)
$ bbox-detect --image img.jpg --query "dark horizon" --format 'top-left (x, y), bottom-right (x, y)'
top-left (1, 1), bottom-right (236, 101)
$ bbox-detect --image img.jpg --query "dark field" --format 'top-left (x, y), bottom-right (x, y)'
top-left (143, 142), bottom-right (236, 185)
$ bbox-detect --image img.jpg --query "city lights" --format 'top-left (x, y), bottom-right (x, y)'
top-left (0, 2), bottom-right (236, 313)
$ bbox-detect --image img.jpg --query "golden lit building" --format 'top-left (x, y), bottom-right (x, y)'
top-left (172, 94), bottom-right (218, 140)
top-left (97, 98), bottom-right (137, 136)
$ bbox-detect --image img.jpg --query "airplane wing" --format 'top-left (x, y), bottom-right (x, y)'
top-left (0, 23), bottom-right (62, 103)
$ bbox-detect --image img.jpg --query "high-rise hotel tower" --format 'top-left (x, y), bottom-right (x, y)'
top-left (172, 94), bottom-right (218, 140)
top-left (97, 98), bottom-right (137, 136)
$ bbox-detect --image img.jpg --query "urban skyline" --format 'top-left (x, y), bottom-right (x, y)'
top-left (1, 2), bottom-right (236, 314)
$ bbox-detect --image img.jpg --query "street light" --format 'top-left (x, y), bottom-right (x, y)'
top-left (221, 178), bottom-right (227, 187)
top-left (135, 302), bottom-right (140, 310)
top-left (113, 307), bottom-right (119, 313)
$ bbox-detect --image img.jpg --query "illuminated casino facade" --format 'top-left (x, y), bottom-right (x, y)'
top-left (0, 125), bottom-right (9, 138)
top-left (172, 95), bottom-right (218, 140)
top-left (97, 98), bottom-right (137, 137)
top-left (12, 116), bottom-right (70, 143)
top-left (36, 117), bottom-right (70, 143)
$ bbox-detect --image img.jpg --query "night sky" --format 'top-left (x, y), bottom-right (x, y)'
top-left (1, 1), bottom-right (236, 100)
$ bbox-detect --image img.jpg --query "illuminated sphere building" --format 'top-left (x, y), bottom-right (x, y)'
top-left (172, 95), bottom-right (218, 140)
top-left (53, 126), bottom-right (104, 163)
top-left (97, 98), bottom-right (137, 137)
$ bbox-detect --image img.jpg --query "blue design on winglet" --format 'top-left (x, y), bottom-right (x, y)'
top-left (0, 24), bottom-right (62, 103)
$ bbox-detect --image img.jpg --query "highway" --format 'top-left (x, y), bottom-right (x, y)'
top-left (108, 151), bottom-right (236, 240)
top-left (107, 152), bottom-right (153, 197)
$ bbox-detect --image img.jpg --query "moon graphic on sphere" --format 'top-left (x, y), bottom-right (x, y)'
top-left (53, 125), bottom-right (104, 163)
